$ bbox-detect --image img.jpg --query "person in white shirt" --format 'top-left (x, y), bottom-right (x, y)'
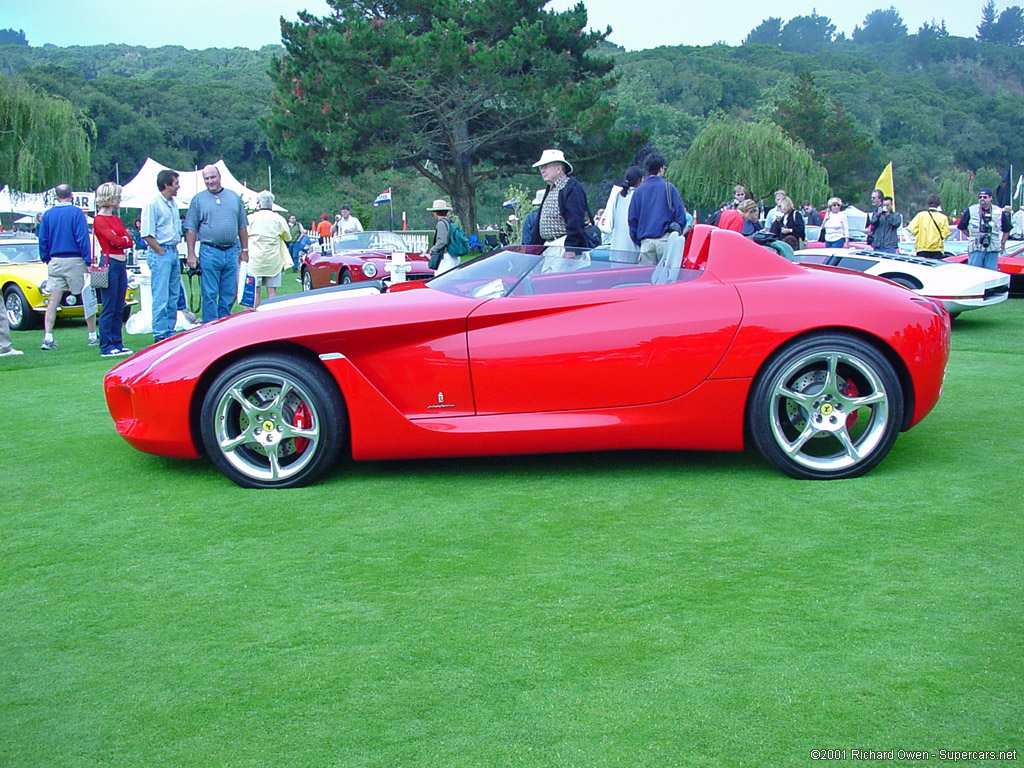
top-left (337, 204), bottom-right (363, 235)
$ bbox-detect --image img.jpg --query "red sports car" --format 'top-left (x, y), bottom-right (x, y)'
top-left (943, 239), bottom-right (1024, 293)
top-left (300, 230), bottom-right (434, 290)
top-left (104, 226), bottom-right (951, 488)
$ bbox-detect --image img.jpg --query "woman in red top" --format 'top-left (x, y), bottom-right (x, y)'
top-left (93, 182), bottom-right (135, 357)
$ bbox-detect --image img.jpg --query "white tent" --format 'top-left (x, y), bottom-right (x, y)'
top-left (119, 158), bottom-right (286, 211)
top-left (0, 185), bottom-right (49, 216)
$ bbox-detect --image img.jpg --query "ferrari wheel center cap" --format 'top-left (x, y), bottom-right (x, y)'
top-left (261, 419), bottom-right (276, 432)
top-left (820, 403), bottom-right (834, 416)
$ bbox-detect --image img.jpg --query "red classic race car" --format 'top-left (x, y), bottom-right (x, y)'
top-left (300, 230), bottom-right (434, 290)
top-left (104, 226), bottom-right (951, 488)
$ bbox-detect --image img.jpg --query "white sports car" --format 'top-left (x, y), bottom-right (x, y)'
top-left (792, 248), bottom-right (1009, 316)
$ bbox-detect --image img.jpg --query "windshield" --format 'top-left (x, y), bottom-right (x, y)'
top-left (428, 243), bottom-right (699, 299)
top-left (333, 231), bottom-right (411, 253)
top-left (0, 242), bottom-right (40, 265)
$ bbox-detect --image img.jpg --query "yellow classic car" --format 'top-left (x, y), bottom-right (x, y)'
top-left (0, 234), bottom-right (137, 330)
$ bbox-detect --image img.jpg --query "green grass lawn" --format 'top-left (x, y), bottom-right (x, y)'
top-left (1, 290), bottom-right (1022, 767)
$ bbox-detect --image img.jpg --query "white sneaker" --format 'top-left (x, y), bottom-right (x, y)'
top-left (0, 348), bottom-right (24, 357)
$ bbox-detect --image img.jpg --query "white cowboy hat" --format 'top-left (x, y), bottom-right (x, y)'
top-left (532, 149), bottom-right (573, 174)
top-left (531, 189), bottom-right (546, 206)
top-left (426, 199), bottom-right (452, 212)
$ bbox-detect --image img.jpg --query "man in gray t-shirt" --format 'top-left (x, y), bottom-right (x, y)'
top-left (185, 164), bottom-right (250, 321)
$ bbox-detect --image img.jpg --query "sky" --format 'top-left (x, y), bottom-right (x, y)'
top-left (2, 0), bottom-right (999, 51)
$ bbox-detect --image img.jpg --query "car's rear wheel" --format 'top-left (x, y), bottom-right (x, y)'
top-left (200, 354), bottom-right (346, 489)
top-left (4, 286), bottom-right (39, 331)
top-left (340, 269), bottom-right (352, 285)
top-left (300, 268), bottom-right (313, 292)
top-left (748, 334), bottom-right (903, 480)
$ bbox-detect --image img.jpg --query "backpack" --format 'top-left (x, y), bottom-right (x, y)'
top-left (447, 220), bottom-right (472, 258)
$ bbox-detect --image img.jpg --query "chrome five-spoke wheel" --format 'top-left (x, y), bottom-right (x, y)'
top-left (200, 354), bottom-right (346, 488)
top-left (749, 334), bottom-right (904, 480)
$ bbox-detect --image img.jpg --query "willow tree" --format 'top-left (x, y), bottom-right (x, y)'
top-left (266, 0), bottom-right (635, 231)
top-left (668, 121), bottom-right (830, 213)
top-left (0, 76), bottom-right (93, 191)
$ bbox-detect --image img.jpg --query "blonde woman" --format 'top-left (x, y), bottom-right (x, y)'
top-left (93, 182), bottom-right (134, 357)
top-left (821, 197), bottom-right (849, 248)
top-left (768, 195), bottom-right (805, 246)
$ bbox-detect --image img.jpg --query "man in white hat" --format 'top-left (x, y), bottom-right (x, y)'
top-left (530, 149), bottom-right (590, 250)
top-left (425, 199), bottom-right (459, 273)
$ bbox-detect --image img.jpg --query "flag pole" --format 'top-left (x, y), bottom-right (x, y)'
top-left (390, 195), bottom-right (394, 232)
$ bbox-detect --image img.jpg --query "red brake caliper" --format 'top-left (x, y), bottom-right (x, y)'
top-left (292, 402), bottom-right (311, 453)
top-left (842, 381), bottom-right (860, 430)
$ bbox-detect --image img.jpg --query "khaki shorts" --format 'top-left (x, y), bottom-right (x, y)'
top-left (254, 272), bottom-right (282, 287)
top-left (47, 257), bottom-right (87, 295)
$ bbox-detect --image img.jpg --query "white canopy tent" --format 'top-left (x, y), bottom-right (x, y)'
top-left (119, 158), bottom-right (285, 211)
top-left (0, 185), bottom-right (49, 216)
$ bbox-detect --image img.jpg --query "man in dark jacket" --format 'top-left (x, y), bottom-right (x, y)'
top-left (627, 152), bottom-right (687, 265)
top-left (529, 149), bottom-right (589, 250)
top-left (867, 196), bottom-right (902, 254)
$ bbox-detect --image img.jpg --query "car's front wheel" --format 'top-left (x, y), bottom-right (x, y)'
top-left (200, 354), bottom-right (346, 488)
top-left (748, 334), bottom-right (903, 480)
top-left (4, 286), bottom-right (39, 331)
top-left (300, 268), bottom-right (313, 292)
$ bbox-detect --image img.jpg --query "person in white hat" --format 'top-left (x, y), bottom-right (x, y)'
top-left (425, 199), bottom-right (459, 273)
top-left (530, 149), bottom-right (590, 250)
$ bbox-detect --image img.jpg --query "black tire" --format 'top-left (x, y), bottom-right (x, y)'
top-left (748, 334), bottom-right (904, 480)
top-left (4, 285), bottom-right (39, 331)
top-left (122, 305), bottom-right (132, 325)
top-left (340, 269), bottom-right (352, 285)
top-left (301, 268), bottom-right (313, 292)
top-left (200, 353), bottom-right (347, 489)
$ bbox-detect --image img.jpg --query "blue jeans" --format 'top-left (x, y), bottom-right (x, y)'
top-left (147, 246), bottom-right (181, 342)
top-left (825, 238), bottom-right (846, 248)
top-left (199, 243), bottom-right (240, 322)
top-left (98, 258), bottom-right (128, 353)
top-left (967, 250), bottom-right (999, 270)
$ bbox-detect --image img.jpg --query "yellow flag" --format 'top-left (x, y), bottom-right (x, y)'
top-left (875, 162), bottom-right (894, 205)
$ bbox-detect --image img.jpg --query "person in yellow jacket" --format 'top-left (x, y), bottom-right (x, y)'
top-left (907, 194), bottom-right (951, 259)
top-left (246, 191), bottom-right (292, 307)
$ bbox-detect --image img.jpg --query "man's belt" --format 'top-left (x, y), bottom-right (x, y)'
top-left (202, 242), bottom-right (236, 251)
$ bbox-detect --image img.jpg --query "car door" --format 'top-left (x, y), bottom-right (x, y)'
top-left (466, 276), bottom-right (743, 416)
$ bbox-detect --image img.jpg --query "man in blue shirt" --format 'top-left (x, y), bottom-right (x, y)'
top-left (141, 169), bottom-right (182, 343)
top-left (628, 152), bottom-right (687, 265)
top-left (185, 165), bottom-right (250, 322)
top-left (37, 184), bottom-right (96, 350)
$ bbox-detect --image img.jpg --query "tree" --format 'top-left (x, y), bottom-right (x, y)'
top-left (768, 72), bottom-right (875, 202)
top-left (743, 18), bottom-right (783, 46)
top-left (266, 0), bottom-right (638, 231)
top-left (0, 28), bottom-right (28, 46)
top-left (853, 7), bottom-right (908, 44)
top-left (977, 1), bottom-right (998, 41)
top-left (992, 6), bottom-right (1024, 45)
top-left (0, 76), bottom-right (93, 191)
top-left (667, 121), bottom-right (830, 214)
top-left (779, 13), bottom-right (837, 53)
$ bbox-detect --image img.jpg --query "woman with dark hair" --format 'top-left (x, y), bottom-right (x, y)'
top-left (608, 166), bottom-right (643, 256)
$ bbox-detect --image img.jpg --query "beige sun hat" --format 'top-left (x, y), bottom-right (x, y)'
top-left (532, 149), bottom-right (573, 174)
top-left (426, 199), bottom-right (452, 212)
top-left (531, 189), bottom-right (546, 205)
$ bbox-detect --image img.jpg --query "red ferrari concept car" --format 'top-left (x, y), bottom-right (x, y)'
top-left (105, 226), bottom-right (951, 488)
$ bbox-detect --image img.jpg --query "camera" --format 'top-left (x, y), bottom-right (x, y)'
top-left (978, 212), bottom-right (993, 250)
top-left (187, 266), bottom-right (203, 277)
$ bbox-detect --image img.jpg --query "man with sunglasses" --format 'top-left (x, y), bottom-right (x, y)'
top-left (957, 188), bottom-right (1011, 271)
